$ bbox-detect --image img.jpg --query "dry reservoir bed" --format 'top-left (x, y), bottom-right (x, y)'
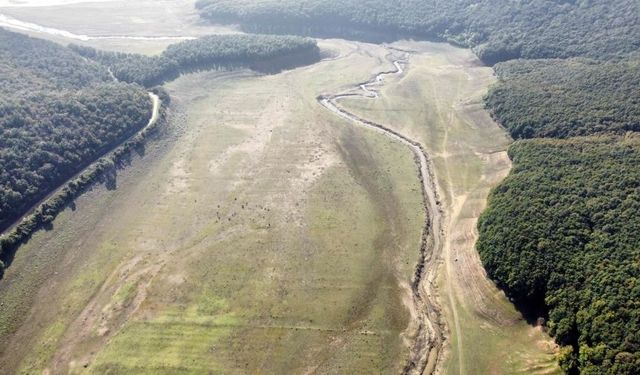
top-left (0, 5), bottom-right (559, 371)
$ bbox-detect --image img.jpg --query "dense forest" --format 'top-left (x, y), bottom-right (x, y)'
top-left (486, 58), bottom-right (640, 139)
top-left (195, 1), bottom-right (640, 373)
top-left (477, 137), bottom-right (640, 373)
top-left (72, 34), bottom-right (320, 86)
top-left (479, 56), bottom-right (640, 373)
top-left (196, 0), bottom-right (640, 64)
top-left (0, 28), bottom-right (151, 235)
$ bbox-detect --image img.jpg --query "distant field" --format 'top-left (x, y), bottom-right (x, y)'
top-left (0, 0), bottom-right (236, 54)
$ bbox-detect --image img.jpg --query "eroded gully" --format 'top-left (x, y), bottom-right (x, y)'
top-left (317, 52), bottom-right (446, 375)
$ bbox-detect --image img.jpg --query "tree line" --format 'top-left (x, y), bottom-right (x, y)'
top-left (71, 34), bottom-right (320, 87)
top-left (195, 0), bottom-right (640, 65)
top-left (486, 58), bottom-right (640, 139)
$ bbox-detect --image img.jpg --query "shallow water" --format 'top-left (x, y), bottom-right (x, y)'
top-left (0, 0), bottom-right (117, 7)
top-left (0, 13), bottom-right (195, 40)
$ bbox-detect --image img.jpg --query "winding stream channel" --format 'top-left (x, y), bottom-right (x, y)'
top-left (318, 54), bottom-right (446, 375)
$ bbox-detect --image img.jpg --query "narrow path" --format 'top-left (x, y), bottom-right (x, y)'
top-left (428, 73), bottom-right (466, 374)
top-left (317, 52), bottom-right (447, 374)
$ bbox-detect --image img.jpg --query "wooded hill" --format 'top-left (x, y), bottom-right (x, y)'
top-left (479, 55), bottom-right (640, 373)
top-left (0, 28), bottom-right (151, 235)
top-left (195, 1), bottom-right (640, 373)
top-left (195, 0), bottom-right (640, 65)
top-left (72, 34), bottom-right (320, 87)
top-left (480, 49), bottom-right (640, 375)
top-left (478, 136), bottom-right (640, 373)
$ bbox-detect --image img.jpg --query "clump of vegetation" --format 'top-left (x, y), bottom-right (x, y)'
top-left (477, 136), bottom-right (640, 373)
top-left (196, 0), bottom-right (640, 64)
top-left (486, 58), bottom-right (640, 139)
top-left (71, 34), bottom-right (320, 86)
top-left (0, 28), bottom-right (152, 233)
